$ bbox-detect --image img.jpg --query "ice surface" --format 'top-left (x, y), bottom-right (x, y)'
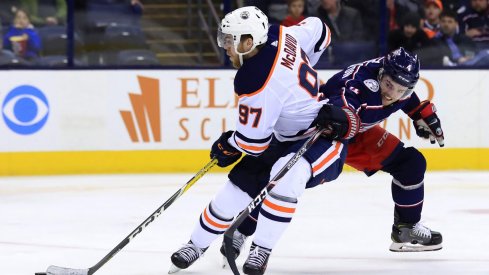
top-left (1, 171), bottom-right (488, 275)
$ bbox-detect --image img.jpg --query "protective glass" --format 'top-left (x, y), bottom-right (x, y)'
top-left (217, 27), bottom-right (234, 48)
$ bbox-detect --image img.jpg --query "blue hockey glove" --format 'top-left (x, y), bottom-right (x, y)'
top-left (314, 104), bottom-right (360, 140)
top-left (210, 131), bottom-right (242, 167)
top-left (409, 101), bottom-right (444, 147)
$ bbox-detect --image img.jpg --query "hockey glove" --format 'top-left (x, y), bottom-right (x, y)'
top-left (210, 131), bottom-right (242, 167)
top-left (314, 104), bottom-right (360, 140)
top-left (409, 101), bottom-right (444, 147)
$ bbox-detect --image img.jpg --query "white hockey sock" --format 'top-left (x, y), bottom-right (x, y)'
top-left (190, 180), bottom-right (252, 249)
top-left (253, 154), bottom-right (310, 249)
top-left (253, 193), bottom-right (297, 249)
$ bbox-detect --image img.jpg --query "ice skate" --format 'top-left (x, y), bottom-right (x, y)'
top-left (242, 242), bottom-right (271, 275)
top-left (390, 221), bottom-right (443, 252)
top-left (168, 241), bottom-right (207, 273)
top-left (220, 230), bottom-right (248, 268)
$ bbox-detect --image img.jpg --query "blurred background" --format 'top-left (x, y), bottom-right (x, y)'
top-left (1, 0), bottom-right (489, 68)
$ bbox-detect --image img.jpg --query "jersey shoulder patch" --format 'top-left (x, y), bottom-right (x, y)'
top-left (363, 79), bottom-right (379, 92)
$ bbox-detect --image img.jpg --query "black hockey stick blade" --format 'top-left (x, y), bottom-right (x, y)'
top-left (223, 213), bottom-right (247, 275)
top-left (223, 127), bottom-right (325, 275)
top-left (38, 159), bottom-right (217, 275)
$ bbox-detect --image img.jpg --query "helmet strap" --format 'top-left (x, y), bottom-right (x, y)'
top-left (235, 43), bottom-right (257, 66)
top-left (238, 51), bottom-right (244, 66)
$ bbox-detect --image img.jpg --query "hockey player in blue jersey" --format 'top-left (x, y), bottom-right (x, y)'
top-left (220, 47), bottom-right (444, 265)
top-left (318, 47), bottom-right (444, 252)
top-left (168, 6), bottom-right (362, 275)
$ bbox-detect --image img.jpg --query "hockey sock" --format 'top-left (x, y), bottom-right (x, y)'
top-left (190, 181), bottom-right (251, 249)
top-left (253, 192), bottom-right (297, 249)
top-left (391, 178), bottom-right (424, 224)
top-left (251, 153), bottom-right (310, 249)
top-left (383, 147), bottom-right (426, 224)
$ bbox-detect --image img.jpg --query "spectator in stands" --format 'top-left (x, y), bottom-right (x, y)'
top-left (397, 0), bottom-right (425, 16)
top-left (459, 0), bottom-right (489, 50)
top-left (388, 12), bottom-right (430, 52)
top-left (442, 0), bottom-right (462, 12)
top-left (245, 0), bottom-right (288, 23)
top-left (0, 33), bottom-right (16, 57)
top-left (2, 9), bottom-right (41, 60)
top-left (306, 0), bottom-right (321, 16)
top-left (387, 0), bottom-right (424, 31)
top-left (0, 38), bottom-right (21, 65)
top-left (423, 0), bottom-right (443, 38)
top-left (456, 0), bottom-right (472, 14)
top-left (387, 0), bottom-right (399, 30)
top-left (282, 0), bottom-right (305, 26)
top-left (342, 0), bottom-right (380, 42)
top-left (20, 0), bottom-right (66, 26)
top-left (130, 0), bottom-right (144, 15)
top-left (0, 1), bottom-right (19, 27)
top-left (422, 9), bottom-right (489, 66)
top-left (317, 0), bottom-right (364, 41)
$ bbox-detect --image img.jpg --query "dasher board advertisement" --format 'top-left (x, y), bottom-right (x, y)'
top-left (0, 70), bottom-right (487, 174)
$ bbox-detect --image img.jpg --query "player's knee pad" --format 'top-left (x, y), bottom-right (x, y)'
top-left (210, 180), bottom-right (252, 219)
top-left (269, 153), bottom-right (311, 199)
top-left (385, 147), bottom-right (426, 187)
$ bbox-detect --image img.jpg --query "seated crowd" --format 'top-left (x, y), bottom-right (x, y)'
top-left (247, 0), bottom-right (489, 67)
top-left (1, 0), bottom-right (489, 67)
top-left (0, 0), bottom-right (149, 66)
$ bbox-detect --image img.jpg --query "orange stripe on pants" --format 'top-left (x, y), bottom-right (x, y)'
top-left (312, 142), bottom-right (342, 174)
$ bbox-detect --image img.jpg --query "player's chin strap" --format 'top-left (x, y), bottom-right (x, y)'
top-left (236, 44), bottom-right (257, 66)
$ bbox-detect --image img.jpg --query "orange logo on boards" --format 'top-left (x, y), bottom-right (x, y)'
top-left (120, 76), bottom-right (161, 142)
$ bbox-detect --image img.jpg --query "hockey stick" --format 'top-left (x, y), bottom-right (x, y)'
top-left (223, 127), bottom-right (325, 275)
top-left (35, 158), bottom-right (218, 275)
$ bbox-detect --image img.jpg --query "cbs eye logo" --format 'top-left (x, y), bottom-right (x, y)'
top-left (2, 85), bottom-right (49, 135)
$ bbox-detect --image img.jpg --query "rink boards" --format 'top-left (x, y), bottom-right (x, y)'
top-left (1, 69), bottom-right (488, 175)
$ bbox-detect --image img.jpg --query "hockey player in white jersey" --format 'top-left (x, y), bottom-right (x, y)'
top-left (169, 6), bottom-right (359, 275)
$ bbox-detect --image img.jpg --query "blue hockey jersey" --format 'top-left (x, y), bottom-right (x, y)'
top-left (320, 57), bottom-right (422, 133)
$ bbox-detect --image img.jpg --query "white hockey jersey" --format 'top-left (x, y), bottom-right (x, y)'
top-left (228, 17), bottom-right (331, 156)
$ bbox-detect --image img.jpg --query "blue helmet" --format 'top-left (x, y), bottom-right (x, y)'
top-left (382, 47), bottom-right (420, 89)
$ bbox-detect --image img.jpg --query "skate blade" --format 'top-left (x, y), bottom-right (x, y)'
top-left (168, 264), bottom-right (181, 274)
top-left (389, 242), bottom-right (442, 252)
